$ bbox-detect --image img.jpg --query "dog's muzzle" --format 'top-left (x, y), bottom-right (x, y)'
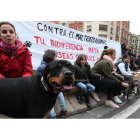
top-left (133, 79), bottom-right (139, 86)
top-left (63, 71), bottom-right (73, 78)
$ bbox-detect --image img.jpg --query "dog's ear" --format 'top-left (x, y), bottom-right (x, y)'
top-left (41, 65), bottom-right (50, 83)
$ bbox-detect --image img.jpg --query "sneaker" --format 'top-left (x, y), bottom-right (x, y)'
top-left (118, 93), bottom-right (123, 99)
top-left (105, 100), bottom-right (120, 108)
top-left (130, 92), bottom-right (135, 96)
top-left (113, 96), bottom-right (122, 104)
top-left (59, 110), bottom-right (67, 118)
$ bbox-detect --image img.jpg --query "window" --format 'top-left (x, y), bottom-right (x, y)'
top-left (99, 24), bottom-right (108, 31)
top-left (98, 34), bottom-right (107, 39)
top-left (111, 21), bottom-right (113, 25)
top-left (122, 24), bottom-right (124, 29)
top-left (122, 32), bottom-right (124, 38)
top-left (116, 30), bottom-right (119, 36)
top-left (78, 21), bottom-right (83, 23)
top-left (62, 23), bottom-right (66, 26)
top-left (110, 37), bottom-right (113, 40)
top-left (87, 25), bottom-right (92, 31)
top-left (111, 28), bottom-right (113, 34)
top-left (70, 27), bottom-right (74, 29)
top-left (86, 21), bottom-right (92, 23)
top-left (70, 21), bottom-right (74, 23)
top-left (117, 21), bottom-right (119, 27)
top-left (78, 26), bottom-right (83, 32)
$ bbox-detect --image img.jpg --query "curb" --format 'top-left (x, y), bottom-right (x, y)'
top-left (54, 87), bottom-right (107, 117)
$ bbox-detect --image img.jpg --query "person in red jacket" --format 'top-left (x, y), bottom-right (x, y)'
top-left (0, 21), bottom-right (33, 78)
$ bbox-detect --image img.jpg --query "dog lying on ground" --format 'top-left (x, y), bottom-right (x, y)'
top-left (0, 60), bottom-right (75, 118)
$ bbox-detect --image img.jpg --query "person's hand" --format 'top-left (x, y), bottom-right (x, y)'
top-left (122, 82), bottom-right (129, 88)
top-left (100, 77), bottom-right (104, 80)
top-left (133, 74), bottom-right (139, 79)
top-left (133, 72), bottom-right (137, 75)
top-left (112, 71), bottom-right (116, 74)
top-left (121, 76), bottom-right (124, 80)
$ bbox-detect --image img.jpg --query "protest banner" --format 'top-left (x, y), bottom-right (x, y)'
top-left (4, 21), bottom-right (121, 69)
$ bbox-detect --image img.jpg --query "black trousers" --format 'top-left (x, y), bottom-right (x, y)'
top-left (113, 82), bottom-right (122, 96)
top-left (89, 78), bottom-right (115, 100)
top-left (113, 74), bottom-right (124, 95)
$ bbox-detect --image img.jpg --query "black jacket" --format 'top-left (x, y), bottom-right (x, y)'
top-left (127, 49), bottom-right (135, 57)
top-left (74, 63), bottom-right (102, 85)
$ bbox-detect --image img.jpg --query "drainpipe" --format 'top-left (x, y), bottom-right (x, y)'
top-left (119, 21), bottom-right (122, 43)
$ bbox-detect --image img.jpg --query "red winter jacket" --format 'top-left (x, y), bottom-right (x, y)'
top-left (0, 39), bottom-right (33, 78)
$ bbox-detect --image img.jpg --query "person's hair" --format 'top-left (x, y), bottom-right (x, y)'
top-left (122, 54), bottom-right (130, 60)
top-left (75, 54), bottom-right (88, 65)
top-left (121, 44), bottom-right (126, 48)
top-left (98, 48), bottom-right (116, 61)
top-left (0, 22), bottom-right (16, 36)
top-left (43, 49), bottom-right (58, 63)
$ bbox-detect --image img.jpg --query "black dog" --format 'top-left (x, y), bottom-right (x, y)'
top-left (0, 60), bottom-right (75, 118)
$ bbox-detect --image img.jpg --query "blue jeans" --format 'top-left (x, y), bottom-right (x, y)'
top-left (50, 92), bottom-right (66, 118)
top-left (76, 82), bottom-right (95, 94)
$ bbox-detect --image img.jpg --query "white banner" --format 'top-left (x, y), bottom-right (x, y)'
top-left (5, 21), bottom-right (121, 69)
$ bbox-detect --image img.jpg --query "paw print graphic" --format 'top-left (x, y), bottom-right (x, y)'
top-left (24, 41), bottom-right (32, 48)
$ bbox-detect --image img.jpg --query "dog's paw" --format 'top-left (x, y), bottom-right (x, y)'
top-left (24, 41), bottom-right (32, 48)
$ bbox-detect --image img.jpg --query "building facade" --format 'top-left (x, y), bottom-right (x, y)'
top-left (49, 21), bottom-right (60, 24)
top-left (128, 32), bottom-right (140, 55)
top-left (49, 21), bottom-right (130, 44)
top-left (59, 21), bottom-right (69, 27)
top-left (68, 21), bottom-right (84, 32)
top-left (83, 21), bottom-right (116, 40)
top-left (115, 21), bottom-right (130, 45)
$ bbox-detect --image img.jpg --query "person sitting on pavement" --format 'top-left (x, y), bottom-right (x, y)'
top-left (74, 54), bottom-right (102, 107)
top-left (36, 49), bottom-right (67, 118)
top-left (0, 21), bottom-right (33, 78)
top-left (114, 54), bottom-right (139, 99)
top-left (90, 48), bottom-right (129, 108)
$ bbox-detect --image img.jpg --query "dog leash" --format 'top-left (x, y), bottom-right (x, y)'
top-left (41, 76), bottom-right (48, 91)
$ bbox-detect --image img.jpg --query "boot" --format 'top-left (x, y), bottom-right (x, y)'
top-left (76, 94), bottom-right (83, 104)
top-left (84, 94), bottom-right (92, 107)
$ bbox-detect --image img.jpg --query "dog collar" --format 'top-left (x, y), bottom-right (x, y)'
top-left (41, 76), bottom-right (61, 94)
top-left (41, 76), bottom-right (48, 91)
